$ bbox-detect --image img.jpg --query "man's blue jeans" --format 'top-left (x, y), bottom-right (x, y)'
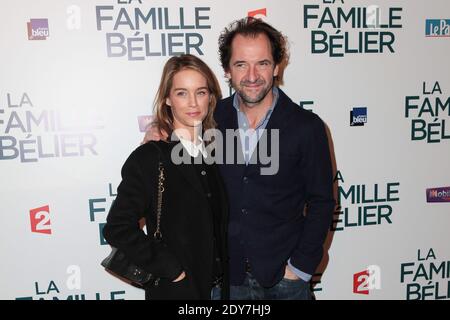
top-left (230, 272), bottom-right (312, 300)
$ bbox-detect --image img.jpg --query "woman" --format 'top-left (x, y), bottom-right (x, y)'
top-left (103, 54), bottom-right (228, 300)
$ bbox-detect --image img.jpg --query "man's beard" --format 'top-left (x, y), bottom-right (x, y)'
top-left (235, 78), bottom-right (273, 106)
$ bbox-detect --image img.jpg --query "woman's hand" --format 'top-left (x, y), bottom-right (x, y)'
top-left (284, 265), bottom-right (300, 280)
top-left (141, 123), bottom-right (168, 145)
top-left (172, 271), bottom-right (186, 282)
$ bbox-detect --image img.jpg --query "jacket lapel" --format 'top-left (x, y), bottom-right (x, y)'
top-left (218, 94), bottom-right (247, 174)
top-left (263, 88), bottom-right (292, 132)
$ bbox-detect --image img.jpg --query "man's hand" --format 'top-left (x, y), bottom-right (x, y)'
top-left (141, 124), bottom-right (168, 145)
top-left (284, 265), bottom-right (300, 280)
top-left (172, 271), bottom-right (186, 282)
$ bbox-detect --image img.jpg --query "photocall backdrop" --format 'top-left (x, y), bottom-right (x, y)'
top-left (0, 0), bottom-right (449, 300)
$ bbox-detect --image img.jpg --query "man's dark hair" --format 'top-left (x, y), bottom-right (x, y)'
top-left (218, 17), bottom-right (289, 75)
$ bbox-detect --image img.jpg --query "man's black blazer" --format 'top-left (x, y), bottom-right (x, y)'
top-left (214, 88), bottom-right (335, 287)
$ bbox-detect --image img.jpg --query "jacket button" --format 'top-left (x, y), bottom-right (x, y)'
top-left (201, 170), bottom-right (207, 176)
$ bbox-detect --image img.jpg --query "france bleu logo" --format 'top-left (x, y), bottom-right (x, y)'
top-left (350, 107), bottom-right (367, 126)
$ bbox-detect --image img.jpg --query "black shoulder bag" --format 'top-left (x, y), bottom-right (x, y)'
top-left (101, 151), bottom-right (165, 288)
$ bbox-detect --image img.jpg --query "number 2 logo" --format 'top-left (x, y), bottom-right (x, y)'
top-left (30, 205), bottom-right (52, 234)
top-left (353, 265), bottom-right (381, 295)
top-left (353, 270), bottom-right (370, 294)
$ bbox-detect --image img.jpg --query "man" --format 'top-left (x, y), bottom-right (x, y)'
top-left (145, 17), bottom-right (334, 300)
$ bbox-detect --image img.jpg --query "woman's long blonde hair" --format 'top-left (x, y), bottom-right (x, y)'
top-left (153, 54), bottom-right (222, 138)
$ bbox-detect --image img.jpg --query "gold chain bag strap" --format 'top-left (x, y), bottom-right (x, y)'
top-left (101, 144), bottom-right (165, 287)
top-left (153, 162), bottom-right (164, 242)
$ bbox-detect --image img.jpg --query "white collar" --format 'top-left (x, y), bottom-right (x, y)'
top-left (178, 136), bottom-right (208, 159)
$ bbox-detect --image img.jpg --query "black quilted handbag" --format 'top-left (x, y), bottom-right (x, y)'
top-left (101, 157), bottom-right (165, 287)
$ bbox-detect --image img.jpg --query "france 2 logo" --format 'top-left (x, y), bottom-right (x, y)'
top-left (30, 205), bottom-right (52, 234)
top-left (353, 265), bottom-right (381, 295)
top-left (248, 8), bottom-right (267, 19)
